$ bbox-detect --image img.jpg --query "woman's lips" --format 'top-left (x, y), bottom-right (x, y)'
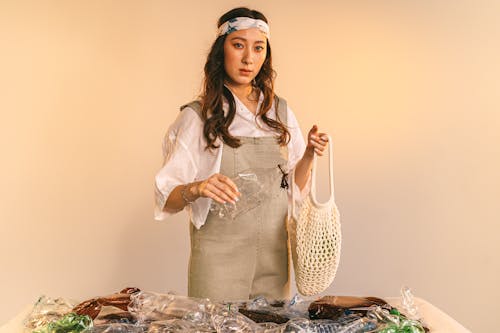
top-left (239, 69), bottom-right (252, 75)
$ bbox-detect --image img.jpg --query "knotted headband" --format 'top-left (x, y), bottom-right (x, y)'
top-left (217, 17), bottom-right (270, 40)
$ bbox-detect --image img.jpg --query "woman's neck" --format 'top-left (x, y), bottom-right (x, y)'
top-left (224, 82), bottom-right (256, 102)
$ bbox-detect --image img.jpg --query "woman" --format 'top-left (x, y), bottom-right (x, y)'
top-left (154, 7), bottom-right (329, 301)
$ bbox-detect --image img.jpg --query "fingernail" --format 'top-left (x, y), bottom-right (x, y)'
top-left (235, 197), bottom-right (239, 202)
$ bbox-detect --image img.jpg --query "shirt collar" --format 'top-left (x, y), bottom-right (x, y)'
top-left (223, 84), bottom-right (264, 114)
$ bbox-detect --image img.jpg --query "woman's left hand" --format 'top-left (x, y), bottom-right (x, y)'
top-left (306, 125), bottom-right (329, 157)
top-left (294, 125), bottom-right (329, 190)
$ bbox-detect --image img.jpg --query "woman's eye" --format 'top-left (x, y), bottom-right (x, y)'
top-left (234, 43), bottom-right (244, 48)
top-left (255, 46), bottom-right (264, 51)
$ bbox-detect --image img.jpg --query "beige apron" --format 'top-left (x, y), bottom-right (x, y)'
top-left (187, 103), bottom-right (290, 302)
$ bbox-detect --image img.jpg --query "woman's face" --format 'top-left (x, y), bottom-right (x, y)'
top-left (223, 27), bottom-right (267, 88)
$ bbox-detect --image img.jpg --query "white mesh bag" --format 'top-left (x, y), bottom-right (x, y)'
top-left (288, 135), bottom-right (341, 296)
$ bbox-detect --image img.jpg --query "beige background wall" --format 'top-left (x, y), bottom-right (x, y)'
top-left (1, 0), bottom-right (498, 331)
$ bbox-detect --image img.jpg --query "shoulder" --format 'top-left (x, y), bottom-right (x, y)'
top-left (180, 100), bottom-right (202, 114)
top-left (176, 99), bottom-right (203, 123)
top-left (165, 100), bottom-right (204, 137)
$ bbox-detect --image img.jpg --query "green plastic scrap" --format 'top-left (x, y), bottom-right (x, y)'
top-left (33, 312), bottom-right (92, 333)
top-left (376, 319), bottom-right (425, 333)
top-left (373, 306), bottom-right (426, 333)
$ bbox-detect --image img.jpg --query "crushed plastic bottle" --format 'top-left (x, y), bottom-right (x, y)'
top-left (147, 318), bottom-right (214, 332)
top-left (281, 317), bottom-right (311, 332)
top-left (212, 308), bottom-right (263, 333)
top-left (375, 321), bottom-right (425, 333)
top-left (400, 286), bottom-right (419, 321)
top-left (281, 316), bottom-right (377, 333)
top-left (257, 321), bottom-right (282, 332)
top-left (84, 323), bottom-right (147, 332)
top-left (367, 306), bottom-right (400, 326)
top-left (128, 291), bottom-right (216, 329)
top-left (336, 317), bottom-right (377, 333)
top-left (280, 294), bottom-right (311, 319)
top-left (246, 296), bottom-right (270, 311)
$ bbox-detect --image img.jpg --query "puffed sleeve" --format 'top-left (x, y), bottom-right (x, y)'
top-left (154, 107), bottom-right (202, 220)
top-left (286, 105), bottom-right (312, 205)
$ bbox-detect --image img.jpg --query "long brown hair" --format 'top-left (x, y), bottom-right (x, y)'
top-left (200, 7), bottom-right (290, 150)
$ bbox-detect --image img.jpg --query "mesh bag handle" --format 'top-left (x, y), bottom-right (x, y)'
top-left (291, 134), bottom-right (334, 216)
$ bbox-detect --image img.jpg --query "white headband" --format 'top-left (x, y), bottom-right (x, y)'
top-left (217, 17), bottom-right (270, 40)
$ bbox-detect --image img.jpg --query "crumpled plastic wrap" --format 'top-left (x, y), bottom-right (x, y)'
top-left (209, 167), bottom-right (281, 220)
top-left (23, 295), bottom-right (78, 331)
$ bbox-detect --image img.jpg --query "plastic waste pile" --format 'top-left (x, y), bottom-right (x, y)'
top-left (23, 287), bottom-right (428, 332)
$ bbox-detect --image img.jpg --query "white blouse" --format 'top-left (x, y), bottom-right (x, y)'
top-left (154, 88), bottom-right (311, 229)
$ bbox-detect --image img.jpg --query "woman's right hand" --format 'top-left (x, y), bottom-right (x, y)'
top-left (196, 173), bottom-right (241, 205)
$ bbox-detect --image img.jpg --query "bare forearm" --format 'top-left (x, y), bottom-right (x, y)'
top-left (294, 151), bottom-right (314, 191)
top-left (163, 173), bottom-right (241, 213)
top-left (295, 127), bottom-right (329, 190)
top-left (164, 182), bottom-right (201, 212)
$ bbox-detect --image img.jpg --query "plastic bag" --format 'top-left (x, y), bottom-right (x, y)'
top-left (209, 167), bottom-right (280, 220)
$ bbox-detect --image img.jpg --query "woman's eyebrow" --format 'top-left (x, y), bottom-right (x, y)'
top-left (230, 36), bottom-right (266, 44)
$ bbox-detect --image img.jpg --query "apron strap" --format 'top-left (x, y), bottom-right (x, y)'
top-left (274, 94), bottom-right (288, 126)
top-left (180, 100), bottom-right (203, 119)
